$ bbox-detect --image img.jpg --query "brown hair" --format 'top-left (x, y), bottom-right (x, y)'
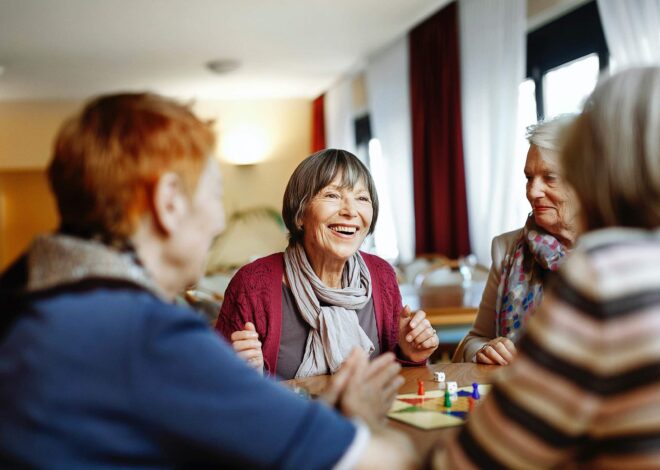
top-left (48, 92), bottom-right (215, 241)
top-left (282, 149), bottom-right (379, 245)
top-left (562, 67), bottom-right (660, 230)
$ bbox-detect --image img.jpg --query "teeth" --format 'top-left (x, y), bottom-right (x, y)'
top-left (330, 225), bottom-right (357, 234)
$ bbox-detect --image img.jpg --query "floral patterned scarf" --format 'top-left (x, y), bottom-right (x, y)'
top-left (495, 216), bottom-right (568, 340)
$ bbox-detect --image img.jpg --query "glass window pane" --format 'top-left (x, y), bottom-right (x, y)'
top-left (543, 53), bottom-right (599, 118)
top-left (367, 138), bottom-right (399, 261)
top-left (518, 78), bottom-right (537, 129)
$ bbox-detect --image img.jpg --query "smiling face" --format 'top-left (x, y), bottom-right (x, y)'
top-left (300, 173), bottom-right (373, 267)
top-left (524, 145), bottom-right (578, 243)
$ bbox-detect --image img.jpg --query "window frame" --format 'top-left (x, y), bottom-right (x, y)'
top-left (526, 1), bottom-right (609, 120)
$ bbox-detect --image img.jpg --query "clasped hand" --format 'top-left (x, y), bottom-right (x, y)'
top-left (320, 349), bottom-right (404, 430)
top-left (397, 305), bottom-right (439, 363)
top-left (475, 336), bottom-right (517, 365)
top-left (230, 322), bottom-right (264, 373)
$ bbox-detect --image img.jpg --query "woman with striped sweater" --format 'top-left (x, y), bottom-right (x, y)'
top-left (438, 67), bottom-right (660, 468)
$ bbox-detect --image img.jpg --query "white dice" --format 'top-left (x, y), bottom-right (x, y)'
top-left (433, 371), bottom-right (446, 382)
top-left (447, 381), bottom-right (458, 393)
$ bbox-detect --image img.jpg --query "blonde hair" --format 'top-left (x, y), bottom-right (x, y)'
top-left (562, 67), bottom-right (660, 230)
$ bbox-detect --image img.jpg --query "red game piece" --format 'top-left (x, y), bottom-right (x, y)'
top-left (417, 379), bottom-right (425, 396)
top-left (468, 396), bottom-right (475, 412)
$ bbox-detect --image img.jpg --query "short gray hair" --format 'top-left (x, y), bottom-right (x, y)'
top-left (282, 149), bottom-right (379, 245)
top-left (562, 67), bottom-right (660, 230)
top-left (527, 114), bottom-right (576, 152)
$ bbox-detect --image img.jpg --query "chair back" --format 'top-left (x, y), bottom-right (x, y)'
top-left (414, 259), bottom-right (464, 287)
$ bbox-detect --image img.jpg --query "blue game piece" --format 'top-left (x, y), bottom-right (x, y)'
top-left (471, 382), bottom-right (480, 400)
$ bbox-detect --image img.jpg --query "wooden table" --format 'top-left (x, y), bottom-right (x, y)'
top-left (400, 281), bottom-right (486, 327)
top-left (284, 362), bottom-right (498, 455)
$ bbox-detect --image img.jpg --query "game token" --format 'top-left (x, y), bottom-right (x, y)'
top-left (468, 397), bottom-right (475, 412)
top-left (417, 379), bottom-right (425, 396)
top-left (471, 383), bottom-right (480, 400)
top-left (388, 384), bottom-right (492, 430)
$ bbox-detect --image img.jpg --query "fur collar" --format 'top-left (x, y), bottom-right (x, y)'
top-left (23, 234), bottom-right (163, 298)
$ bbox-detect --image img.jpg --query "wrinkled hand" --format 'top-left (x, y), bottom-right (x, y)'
top-left (475, 336), bottom-right (517, 365)
top-left (230, 322), bottom-right (264, 373)
top-left (321, 349), bottom-right (404, 430)
top-left (398, 305), bottom-right (439, 363)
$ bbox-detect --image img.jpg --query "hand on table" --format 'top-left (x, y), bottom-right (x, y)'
top-left (320, 348), bottom-right (404, 430)
top-left (398, 305), bottom-right (439, 363)
top-left (475, 336), bottom-right (517, 365)
top-left (230, 322), bottom-right (264, 373)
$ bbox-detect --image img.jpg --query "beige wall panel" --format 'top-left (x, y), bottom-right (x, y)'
top-left (0, 171), bottom-right (58, 269)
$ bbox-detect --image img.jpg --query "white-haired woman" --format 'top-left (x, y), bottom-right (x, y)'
top-left (440, 65), bottom-right (660, 470)
top-left (454, 116), bottom-right (579, 365)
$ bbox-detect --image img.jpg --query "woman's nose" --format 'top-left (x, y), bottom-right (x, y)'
top-left (339, 197), bottom-right (358, 216)
top-left (528, 178), bottom-right (545, 199)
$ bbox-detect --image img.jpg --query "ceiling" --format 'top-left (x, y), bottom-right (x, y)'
top-left (0, 0), bottom-right (450, 101)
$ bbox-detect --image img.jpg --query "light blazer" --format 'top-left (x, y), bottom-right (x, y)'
top-left (453, 228), bottom-right (522, 362)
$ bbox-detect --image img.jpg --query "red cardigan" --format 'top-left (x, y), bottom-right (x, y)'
top-left (215, 251), bottom-right (418, 375)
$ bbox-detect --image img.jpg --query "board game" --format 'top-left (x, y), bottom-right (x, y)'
top-left (387, 384), bottom-right (491, 430)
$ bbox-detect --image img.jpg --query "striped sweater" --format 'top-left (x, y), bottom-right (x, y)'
top-left (441, 227), bottom-right (660, 469)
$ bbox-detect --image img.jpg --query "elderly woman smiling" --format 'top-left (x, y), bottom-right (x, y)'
top-left (454, 116), bottom-right (579, 365)
top-left (216, 149), bottom-right (438, 378)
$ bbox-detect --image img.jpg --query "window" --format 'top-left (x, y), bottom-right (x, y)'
top-left (353, 115), bottom-right (399, 262)
top-left (513, 78), bottom-right (538, 222)
top-left (526, 1), bottom-right (609, 120)
top-left (543, 53), bottom-right (600, 118)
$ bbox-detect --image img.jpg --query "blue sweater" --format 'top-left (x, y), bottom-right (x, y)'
top-left (0, 282), bottom-right (355, 468)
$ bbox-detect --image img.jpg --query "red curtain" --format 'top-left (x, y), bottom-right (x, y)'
top-left (311, 94), bottom-right (326, 153)
top-left (409, 2), bottom-right (471, 258)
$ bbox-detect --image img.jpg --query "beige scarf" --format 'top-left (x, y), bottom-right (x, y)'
top-left (283, 243), bottom-right (374, 378)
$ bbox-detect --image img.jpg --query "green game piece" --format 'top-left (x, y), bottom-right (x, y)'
top-left (444, 390), bottom-right (452, 408)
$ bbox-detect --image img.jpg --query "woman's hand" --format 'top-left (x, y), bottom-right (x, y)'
top-left (230, 322), bottom-right (264, 373)
top-left (398, 306), bottom-right (439, 363)
top-left (475, 337), bottom-right (517, 365)
top-left (320, 349), bottom-right (404, 430)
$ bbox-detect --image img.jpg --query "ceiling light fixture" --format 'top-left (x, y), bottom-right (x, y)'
top-left (206, 59), bottom-right (241, 75)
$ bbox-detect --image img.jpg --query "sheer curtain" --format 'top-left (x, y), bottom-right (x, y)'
top-left (458, 0), bottom-right (526, 264)
top-left (597, 0), bottom-right (660, 69)
top-left (365, 37), bottom-right (415, 264)
top-left (324, 77), bottom-right (357, 154)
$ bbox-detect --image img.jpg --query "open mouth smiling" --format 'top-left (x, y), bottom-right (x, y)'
top-left (328, 225), bottom-right (359, 237)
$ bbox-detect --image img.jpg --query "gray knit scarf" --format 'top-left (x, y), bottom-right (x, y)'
top-left (283, 243), bottom-right (374, 378)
